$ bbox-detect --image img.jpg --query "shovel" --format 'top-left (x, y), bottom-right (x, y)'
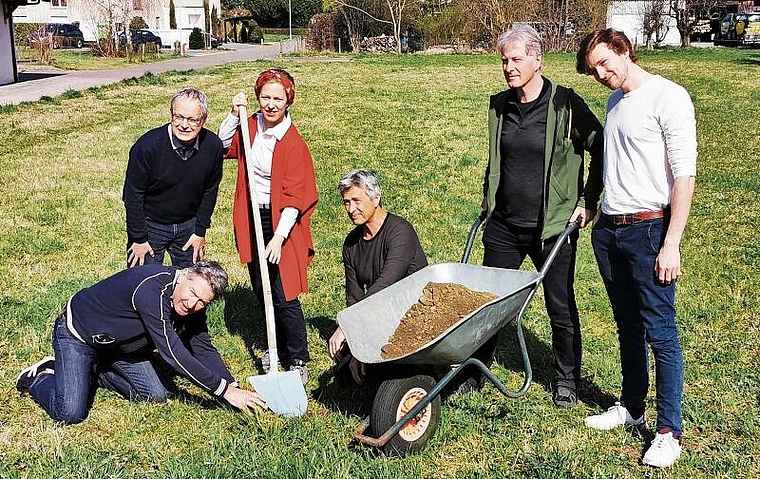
top-left (238, 104), bottom-right (308, 418)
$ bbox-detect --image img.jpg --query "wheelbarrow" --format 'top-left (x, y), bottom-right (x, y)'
top-left (337, 216), bottom-right (580, 455)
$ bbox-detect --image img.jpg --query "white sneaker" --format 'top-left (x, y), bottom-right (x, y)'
top-left (642, 429), bottom-right (682, 468)
top-left (585, 401), bottom-right (644, 430)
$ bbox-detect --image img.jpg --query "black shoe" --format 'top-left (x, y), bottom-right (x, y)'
top-left (16, 356), bottom-right (55, 393)
top-left (552, 385), bottom-right (578, 408)
top-left (455, 376), bottom-right (480, 395)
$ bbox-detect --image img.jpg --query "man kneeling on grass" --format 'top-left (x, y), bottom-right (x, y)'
top-left (16, 260), bottom-right (267, 424)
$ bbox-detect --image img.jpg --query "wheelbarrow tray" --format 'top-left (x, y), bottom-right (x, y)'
top-left (338, 262), bottom-right (541, 366)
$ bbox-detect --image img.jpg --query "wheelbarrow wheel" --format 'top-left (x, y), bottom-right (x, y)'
top-left (371, 374), bottom-right (441, 456)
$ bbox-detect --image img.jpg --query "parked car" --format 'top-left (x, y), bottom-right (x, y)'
top-left (118, 29), bottom-right (163, 50)
top-left (714, 13), bottom-right (760, 46)
top-left (28, 23), bottom-right (85, 49)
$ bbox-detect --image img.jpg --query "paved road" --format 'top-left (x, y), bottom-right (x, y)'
top-left (0, 41), bottom-right (298, 106)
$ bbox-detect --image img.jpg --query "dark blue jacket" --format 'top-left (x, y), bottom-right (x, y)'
top-left (67, 264), bottom-right (234, 397)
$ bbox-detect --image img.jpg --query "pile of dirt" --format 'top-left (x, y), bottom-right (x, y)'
top-left (380, 282), bottom-right (498, 360)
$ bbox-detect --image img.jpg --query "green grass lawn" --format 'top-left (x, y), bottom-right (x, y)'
top-left (1, 48), bottom-right (759, 478)
top-left (264, 33), bottom-right (304, 43)
top-left (15, 46), bottom-right (177, 71)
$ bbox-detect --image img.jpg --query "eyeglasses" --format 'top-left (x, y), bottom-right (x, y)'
top-left (171, 113), bottom-right (202, 127)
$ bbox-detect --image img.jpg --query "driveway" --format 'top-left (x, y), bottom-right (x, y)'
top-left (0, 41), bottom-right (299, 106)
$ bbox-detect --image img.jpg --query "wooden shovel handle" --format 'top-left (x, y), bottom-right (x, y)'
top-left (239, 105), bottom-right (280, 371)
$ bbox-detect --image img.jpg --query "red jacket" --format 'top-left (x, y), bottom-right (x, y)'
top-left (225, 114), bottom-right (318, 301)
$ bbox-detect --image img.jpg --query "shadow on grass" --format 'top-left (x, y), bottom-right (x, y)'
top-left (735, 56), bottom-right (760, 66)
top-left (494, 324), bottom-right (617, 408)
top-left (311, 367), bottom-right (374, 419)
top-left (222, 284), bottom-right (267, 361)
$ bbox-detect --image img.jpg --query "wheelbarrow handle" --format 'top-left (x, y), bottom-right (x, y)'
top-left (460, 210), bottom-right (486, 264)
top-left (538, 219), bottom-right (581, 280)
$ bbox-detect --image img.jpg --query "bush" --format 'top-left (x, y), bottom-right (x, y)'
top-left (90, 37), bottom-right (120, 58)
top-left (26, 26), bottom-right (54, 64)
top-left (189, 27), bottom-right (205, 49)
top-left (13, 22), bottom-right (43, 46)
top-left (234, 20), bottom-right (263, 44)
top-left (129, 16), bottom-right (149, 30)
top-left (417, 4), bottom-right (466, 48)
top-left (308, 13), bottom-right (337, 52)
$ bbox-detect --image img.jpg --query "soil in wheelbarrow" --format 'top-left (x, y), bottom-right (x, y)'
top-left (380, 282), bottom-right (498, 360)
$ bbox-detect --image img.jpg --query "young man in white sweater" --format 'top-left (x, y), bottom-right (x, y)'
top-left (576, 29), bottom-right (697, 468)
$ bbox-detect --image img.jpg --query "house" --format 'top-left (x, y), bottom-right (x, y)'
top-left (2, 0), bottom-right (25, 85)
top-left (12, 0), bottom-right (220, 44)
top-left (607, 0), bottom-right (682, 46)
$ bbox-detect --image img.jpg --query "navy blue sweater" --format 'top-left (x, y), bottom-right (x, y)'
top-left (68, 264), bottom-right (234, 397)
top-left (123, 125), bottom-right (224, 243)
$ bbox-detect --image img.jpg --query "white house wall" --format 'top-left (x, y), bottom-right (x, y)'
top-left (1, 11), bottom-right (16, 85)
top-left (608, 0), bottom-right (682, 46)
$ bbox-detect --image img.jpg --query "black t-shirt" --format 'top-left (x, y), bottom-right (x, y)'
top-left (342, 213), bottom-right (428, 307)
top-left (494, 79), bottom-right (551, 228)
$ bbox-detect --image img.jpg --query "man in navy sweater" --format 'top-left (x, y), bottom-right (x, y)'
top-left (123, 88), bottom-right (224, 268)
top-left (16, 261), bottom-right (267, 424)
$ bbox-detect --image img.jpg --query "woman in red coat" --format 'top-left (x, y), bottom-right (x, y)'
top-left (218, 69), bottom-right (318, 385)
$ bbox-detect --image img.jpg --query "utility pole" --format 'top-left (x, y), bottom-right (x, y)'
top-left (289, 0), bottom-right (293, 40)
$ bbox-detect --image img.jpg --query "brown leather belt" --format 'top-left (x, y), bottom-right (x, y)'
top-left (604, 209), bottom-right (667, 226)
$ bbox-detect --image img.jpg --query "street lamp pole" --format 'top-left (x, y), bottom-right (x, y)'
top-left (288, 0), bottom-right (292, 41)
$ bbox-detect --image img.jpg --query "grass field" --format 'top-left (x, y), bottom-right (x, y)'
top-left (14, 46), bottom-right (172, 71)
top-left (1, 48), bottom-right (759, 478)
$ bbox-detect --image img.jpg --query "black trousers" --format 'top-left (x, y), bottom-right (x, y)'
top-left (482, 216), bottom-right (581, 390)
top-left (247, 208), bottom-right (309, 364)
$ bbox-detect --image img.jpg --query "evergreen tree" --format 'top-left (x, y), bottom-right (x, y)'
top-left (189, 27), bottom-right (205, 49)
top-left (170, 0), bottom-right (177, 29)
top-left (211, 6), bottom-right (220, 38)
top-left (204, 0), bottom-right (210, 47)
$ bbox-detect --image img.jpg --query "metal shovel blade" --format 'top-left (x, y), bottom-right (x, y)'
top-left (248, 370), bottom-right (307, 418)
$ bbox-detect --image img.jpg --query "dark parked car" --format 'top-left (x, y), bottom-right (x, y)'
top-left (118, 29), bottom-right (163, 50)
top-left (28, 23), bottom-right (85, 49)
top-left (714, 13), bottom-right (760, 46)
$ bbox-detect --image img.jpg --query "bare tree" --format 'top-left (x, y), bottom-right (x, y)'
top-left (668, 0), bottom-right (720, 46)
top-left (331, 0), bottom-right (415, 53)
top-left (457, 0), bottom-right (608, 50)
top-left (567, 0), bottom-right (610, 45)
top-left (332, 0), bottom-right (382, 51)
top-left (641, 0), bottom-right (670, 49)
top-left (461, 0), bottom-right (529, 45)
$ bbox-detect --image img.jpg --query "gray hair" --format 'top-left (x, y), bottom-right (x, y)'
top-left (496, 24), bottom-right (544, 58)
top-left (170, 88), bottom-right (209, 120)
top-left (338, 169), bottom-right (382, 200)
top-left (184, 260), bottom-right (228, 300)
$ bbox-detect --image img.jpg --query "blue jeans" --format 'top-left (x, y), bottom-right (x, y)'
top-left (29, 315), bottom-right (171, 424)
top-left (127, 217), bottom-right (196, 268)
top-left (591, 215), bottom-right (683, 435)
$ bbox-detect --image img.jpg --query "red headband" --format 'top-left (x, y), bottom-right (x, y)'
top-left (255, 69), bottom-right (296, 105)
